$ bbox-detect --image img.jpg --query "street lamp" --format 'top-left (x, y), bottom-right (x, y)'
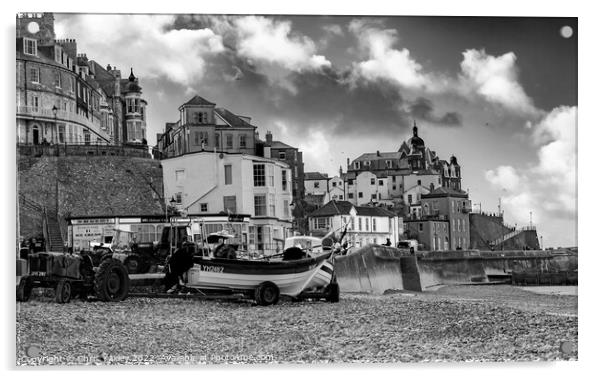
top-left (52, 105), bottom-right (58, 144)
top-left (167, 196), bottom-right (177, 256)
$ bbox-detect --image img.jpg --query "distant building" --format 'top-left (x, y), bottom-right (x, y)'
top-left (404, 187), bottom-right (471, 250)
top-left (262, 131), bottom-right (305, 202)
top-left (304, 172), bottom-right (345, 205)
top-left (308, 200), bottom-right (400, 247)
top-left (161, 151), bottom-right (293, 254)
top-left (156, 95), bottom-right (257, 158)
top-left (343, 122), bottom-right (461, 210)
top-left (16, 12), bottom-right (147, 146)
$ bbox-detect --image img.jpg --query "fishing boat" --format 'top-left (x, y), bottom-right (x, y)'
top-left (164, 229), bottom-right (339, 305)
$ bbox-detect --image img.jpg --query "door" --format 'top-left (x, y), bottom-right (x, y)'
top-left (32, 125), bottom-right (40, 145)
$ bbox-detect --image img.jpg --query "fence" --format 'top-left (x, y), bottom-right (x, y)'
top-left (17, 143), bottom-right (150, 158)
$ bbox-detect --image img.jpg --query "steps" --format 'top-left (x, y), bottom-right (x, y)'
top-left (491, 229), bottom-right (523, 246)
top-left (46, 215), bottom-right (64, 252)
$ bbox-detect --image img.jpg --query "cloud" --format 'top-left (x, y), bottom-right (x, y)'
top-left (459, 49), bottom-right (539, 115)
top-left (322, 24), bottom-right (344, 37)
top-left (485, 106), bottom-right (577, 245)
top-left (348, 19), bottom-right (442, 92)
top-left (55, 14), bottom-right (224, 87)
top-left (233, 16), bottom-right (331, 72)
top-left (409, 97), bottom-right (462, 126)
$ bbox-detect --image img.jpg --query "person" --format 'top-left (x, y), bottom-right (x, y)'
top-left (384, 238), bottom-right (392, 247)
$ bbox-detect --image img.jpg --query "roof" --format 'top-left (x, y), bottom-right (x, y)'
top-left (304, 172), bottom-right (329, 181)
top-left (181, 95), bottom-right (216, 107)
top-left (309, 200), bottom-right (397, 218)
top-left (270, 140), bottom-right (296, 150)
top-left (214, 108), bottom-right (254, 128)
top-left (355, 152), bottom-right (402, 161)
top-left (422, 186), bottom-right (468, 198)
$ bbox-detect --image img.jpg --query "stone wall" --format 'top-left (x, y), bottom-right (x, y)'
top-left (17, 155), bottom-right (165, 240)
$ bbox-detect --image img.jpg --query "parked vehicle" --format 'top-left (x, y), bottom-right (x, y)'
top-left (16, 251), bottom-right (130, 303)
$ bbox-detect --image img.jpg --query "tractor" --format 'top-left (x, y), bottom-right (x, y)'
top-left (16, 251), bottom-right (130, 303)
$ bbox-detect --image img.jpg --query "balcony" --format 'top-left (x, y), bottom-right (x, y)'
top-left (16, 106), bottom-right (103, 131)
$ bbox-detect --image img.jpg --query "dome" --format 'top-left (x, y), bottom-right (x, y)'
top-left (409, 122), bottom-right (424, 148)
top-left (124, 68), bottom-right (141, 93)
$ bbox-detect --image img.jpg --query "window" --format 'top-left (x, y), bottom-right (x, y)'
top-left (350, 217), bottom-right (355, 230)
top-left (358, 192), bottom-right (363, 198)
top-left (348, 193), bottom-right (354, 199)
top-left (316, 218), bottom-right (328, 229)
top-left (268, 165), bottom-right (275, 187)
top-left (197, 112), bottom-right (207, 124)
top-left (194, 131), bottom-right (208, 146)
top-left (371, 194), bottom-right (377, 200)
top-left (386, 160), bottom-right (392, 168)
top-left (358, 218), bottom-right (362, 231)
top-left (419, 223), bottom-right (423, 231)
top-left (253, 164), bottom-right (266, 186)
top-left (31, 95), bottom-right (39, 112)
top-left (175, 169), bottom-right (185, 184)
top-left (378, 180), bottom-right (383, 186)
top-left (372, 219), bottom-right (376, 231)
top-left (314, 181), bottom-right (320, 188)
top-left (223, 196), bottom-right (237, 214)
top-left (281, 170), bottom-right (287, 191)
top-left (69, 77), bottom-right (75, 93)
top-left (224, 165), bottom-right (232, 185)
top-left (283, 200), bottom-right (290, 218)
top-left (29, 67), bottom-right (40, 83)
top-left (54, 70), bottom-right (61, 88)
top-left (279, 152), bottom-right (286, 159)
top-left (83, 130), bottom-right (91, 145)
top-left (200, 203), bottom-right (208, 212)
top-left (371, 178), bottom-right (376, 185)
top-left (239, 135), bottom-right (247, 148)
top-left (254, 195), bottom-right (267, 216)
top-left (408, 194), bottom-right (413, 204)
top-left (23, 38), bottom-right (37, 56)
top-left (354, 161), bottom-right (360, 170)
top-left (418, 180), bottom-right (422, 185)
top-left (175, 192), bottom-right (182, 204)
top-left (393, 185), bottom-right (396, 190)
top-left (226, 134), bottom-right (233, 149)
top-left (348, 179), bottom-right (353, 185)
top-left (58, 125), bottom-right (65, 143)
top-left (269, 194), bottom-right (275, 216)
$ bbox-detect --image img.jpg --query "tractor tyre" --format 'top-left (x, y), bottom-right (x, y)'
top-left (325, 282), bottom-right (340, 303)
top-left (94, 258), bottom-right (130, 302)
top-left (254, 281), bottom-right (280, 306)
top-left (17, 277), bottom-right (32, 302)
top-left (55, 279), bottom-right (72, 304)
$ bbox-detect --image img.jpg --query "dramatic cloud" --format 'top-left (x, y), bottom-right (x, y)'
top-left (485, 106), bottom-right (577, 245)
top-left (233, 16), bottom-right (331, 72)
top-left (348, 19), bottom-right (444, 92)
top-left (460, 49), bottom-right (539, 115)
top-left (409, 97), bottom-right (462, 126)
top-left (56, 15), bottom-right (224, 87)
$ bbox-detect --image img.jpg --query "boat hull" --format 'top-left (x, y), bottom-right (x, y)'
top-left (185, 253), bottom-right (334, 297)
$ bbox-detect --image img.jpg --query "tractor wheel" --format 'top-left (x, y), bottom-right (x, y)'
top-left (124, 256), bottom-right (140, 274)
top-left (254, 281), bottom-right (280, 306)
top-left (17, 277), bottom-right (32, 302)
top-left (325, 282), bottom-right (340, 303)
top-left (55, 279), bottom-right (72, 304)
top-left (94, 258), bottom-right (130, 302)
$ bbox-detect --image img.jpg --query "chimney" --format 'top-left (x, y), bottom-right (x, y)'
top-left (266, 131), bottom-right (273, 145)
top-left (339, 165), bottom-right (343, 177)
top-left (376, 150), bottom-right (381, 157)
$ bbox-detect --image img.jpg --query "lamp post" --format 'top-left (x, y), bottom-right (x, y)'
top-left (52, 105), bottom-right (58, 144)
top-left (168, 196), bottom-right (177, 256)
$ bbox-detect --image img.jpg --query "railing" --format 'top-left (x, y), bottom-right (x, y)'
top-left (16, 106), bottom-right (107, 132)
top-left (42, 206), bottom-right (50, 253)
top-left (17, 143), bottom-right (151, 158)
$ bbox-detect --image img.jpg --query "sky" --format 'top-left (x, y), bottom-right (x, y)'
top-left (54, 13), bottom-right (577, 248)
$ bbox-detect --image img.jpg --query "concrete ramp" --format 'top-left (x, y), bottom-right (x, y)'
top-left (334, 245), bottom-right (406, 294)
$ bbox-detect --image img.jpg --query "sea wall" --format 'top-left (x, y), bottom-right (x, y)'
top-left (335, 247), bottom-right (578, 293)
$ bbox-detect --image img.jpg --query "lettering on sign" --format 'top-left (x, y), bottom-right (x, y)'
top-left (201, 265), bottom-right (224, 273)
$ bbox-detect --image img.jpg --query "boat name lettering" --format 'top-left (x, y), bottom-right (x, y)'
top-left (201, 265), bottom-right (224, 273)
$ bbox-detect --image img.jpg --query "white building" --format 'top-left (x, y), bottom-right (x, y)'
top-left (308, 200), bottom-right (401, 247)
top-left (162, 151), bottom-right (293, 254)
